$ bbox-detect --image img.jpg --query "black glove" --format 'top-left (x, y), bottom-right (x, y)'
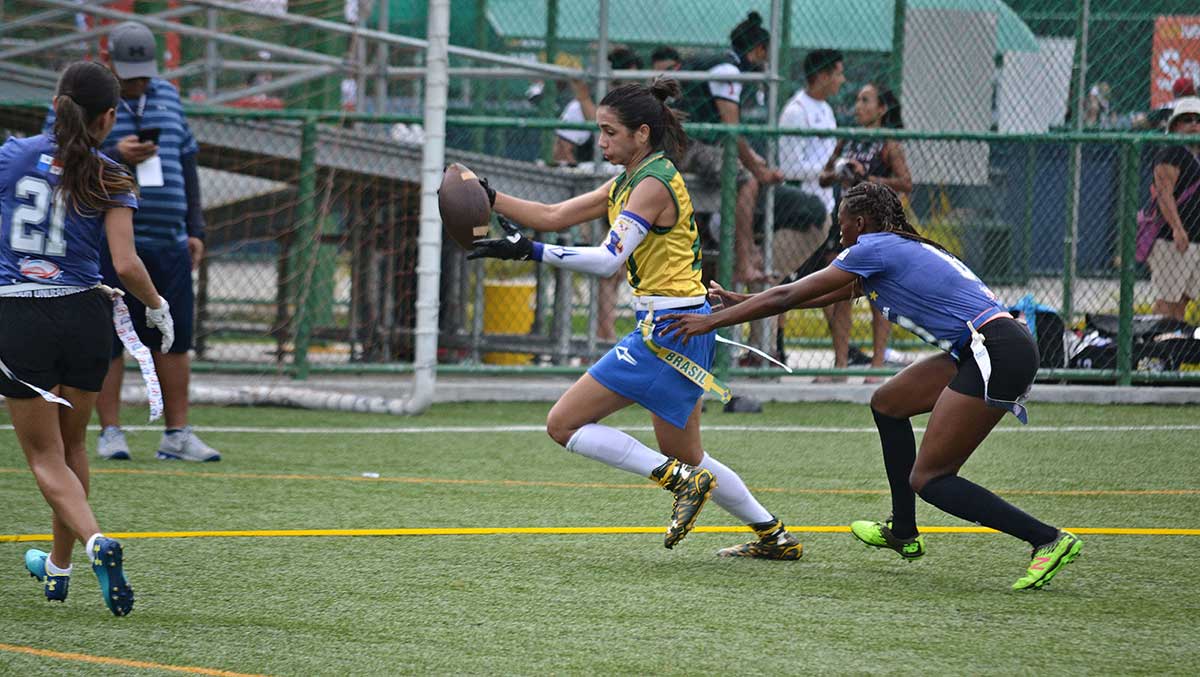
top-left (467, 216), bottom-right (535, 261)
top-left (479, 177), bottom-right (497, 207)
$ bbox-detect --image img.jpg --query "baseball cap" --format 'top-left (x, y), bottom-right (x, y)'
top-left (109, 21), bottom-right (158, 80)
top-left (1173, 76), bottom-right (1196, 99)
top-left (1168, 96), bottom-right (1200, 131)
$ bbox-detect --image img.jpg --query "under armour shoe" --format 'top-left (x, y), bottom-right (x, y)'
top-left (156, 426), bottom-right (221, 462)
top-left (850, 518), bottom-right (926, 560)
top-left (1013, 530), bottom-right (1082, 591)
top-left (97, 426), bottom-right (131, 460)
top-left (90, 537), bottom-right (134, 616)
top-left (24, 549), bottom-right (69, 602)
top-left (717, 521), bottom-right (803, 560)
top-left (651, 459), bottom-right (716, 549)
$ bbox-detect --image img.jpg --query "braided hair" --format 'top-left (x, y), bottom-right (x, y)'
top-left (841, 181), bottom-right (947, 252)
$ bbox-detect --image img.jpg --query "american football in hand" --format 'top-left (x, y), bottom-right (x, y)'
top-left (439, 163), bottom-right (492, 250)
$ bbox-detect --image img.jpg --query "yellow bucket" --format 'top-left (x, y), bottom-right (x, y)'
top-left (483, 281), bottom-right (536, 365)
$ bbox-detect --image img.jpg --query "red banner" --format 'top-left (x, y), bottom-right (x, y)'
top-left (1152, 16), bottom-right (1200, 108)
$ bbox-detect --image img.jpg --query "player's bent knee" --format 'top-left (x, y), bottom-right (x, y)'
top-left (545, 414), bottom-right (575, 448)
top-left (869, 388), bottom-right (905, 418)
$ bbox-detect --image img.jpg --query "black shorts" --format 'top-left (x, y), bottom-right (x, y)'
top-left (949, 317), bottom-right (1039, 402)
top-left (0, 290), bottom-right (114, 397)
top-left (101, 241), bottom-right (194, 357)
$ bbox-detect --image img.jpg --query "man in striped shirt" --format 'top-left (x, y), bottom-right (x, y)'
top-left (43, 21), bottom-right (220, 462)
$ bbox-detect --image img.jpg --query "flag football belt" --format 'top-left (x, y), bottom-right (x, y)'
top-left (966, 313), bottom-right (1028, 425)
top-left (638, 309), bottom-right (733, 404)
top-left (111, 293), bottom-right (164, 421)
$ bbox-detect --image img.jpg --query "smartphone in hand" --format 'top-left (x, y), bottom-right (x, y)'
top-left (137, 127), bottom-right (161, 144)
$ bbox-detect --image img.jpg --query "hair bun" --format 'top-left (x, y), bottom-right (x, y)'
top-left (746, 11), bottom-right (762, 26)
top-left (649, 77), bottom-right (681, 103)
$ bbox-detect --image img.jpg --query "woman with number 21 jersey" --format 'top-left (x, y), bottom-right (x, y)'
top-left (662, 181), bottom-right (1082, 590)
top-left (468, 80), bottom-right (802, 559)
top-left (0, 61), bottom-right (174, 616)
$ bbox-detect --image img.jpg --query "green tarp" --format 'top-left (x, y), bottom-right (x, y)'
top-left (484, 0), bottom-right (1038, 53)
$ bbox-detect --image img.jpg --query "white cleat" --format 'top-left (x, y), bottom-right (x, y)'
top-left (97, 426), bottom-right (131, 460)
top-left (156, 426), bottom-right (221, 462)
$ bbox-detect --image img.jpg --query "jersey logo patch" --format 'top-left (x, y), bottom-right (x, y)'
top-left (19, 257), bottom-right (62, 281)
top-left (614, 346), bottom-right (638, 366)
top-left (836, 249), bottom-right (850, 261)
top-left (606, 230), bottom-right (623, 255)
top-left (35, 154), bottom-right (63, 176)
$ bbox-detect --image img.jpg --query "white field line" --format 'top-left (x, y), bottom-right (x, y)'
top-left (3, 424), bottom-right (1200, 434)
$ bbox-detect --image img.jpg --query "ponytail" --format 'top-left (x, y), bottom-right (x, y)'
top-left (53, 62), bottom-right (137, 215)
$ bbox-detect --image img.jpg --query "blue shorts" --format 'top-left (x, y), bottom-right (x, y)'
top-left (588, 302), bottom-right (715, 429)
top-left (101, 241), bottom-right (194, 357)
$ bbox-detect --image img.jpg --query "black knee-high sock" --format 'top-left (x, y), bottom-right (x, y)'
top-left (918, 475), bottom-right (1059, 547)
top-left (871, 407), bottom-right (917, 539)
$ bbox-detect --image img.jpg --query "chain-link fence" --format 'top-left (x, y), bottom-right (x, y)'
top-left (3, 0), bottom-right (1200, 384)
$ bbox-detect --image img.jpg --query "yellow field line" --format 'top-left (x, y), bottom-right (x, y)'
top-left (3, 525), bottom-right (1199, 543)
top-left (0, 642), bottom-right (266, 677)
top-left (1, 467), bottom-right (1196, 497)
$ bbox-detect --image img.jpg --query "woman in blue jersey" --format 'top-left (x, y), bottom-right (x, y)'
top-left (661, 182), bottom-right (1082, 589)
top-left (468, 80), bottom-right (801, 559)
top-left (0, 61), bottom-right (174, 615)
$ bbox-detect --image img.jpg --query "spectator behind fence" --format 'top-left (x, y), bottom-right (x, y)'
top-left (651, 45), bottom-right (682, 72)
top-left (776, 49), bottom-right (847, 378)
top-left (42, 21), bottom-right (219, 462)
top-left (1148, 77), bottom-right (1197, 130)
top-left (676, 11), bottom-right (784, 285)
top-left (1147, 97), bottom-right (1200, 321)
top-left (553, 48), bottom-right (642, 167)
top-left (816, 82), bottom-right (913, 382)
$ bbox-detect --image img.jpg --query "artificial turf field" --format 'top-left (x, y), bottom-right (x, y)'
top-left (1, 400), bottom-right (1197, 676)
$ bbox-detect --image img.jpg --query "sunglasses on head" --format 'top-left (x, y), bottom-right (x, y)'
top-left (1176, 113), bottom-right (1200, 125)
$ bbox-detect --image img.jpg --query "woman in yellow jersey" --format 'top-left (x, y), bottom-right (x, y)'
top-left (468, 80), bottom-right (800, 558)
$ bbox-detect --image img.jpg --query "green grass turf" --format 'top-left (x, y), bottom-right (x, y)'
top-left (1, 401), bottom-right (1198, 675)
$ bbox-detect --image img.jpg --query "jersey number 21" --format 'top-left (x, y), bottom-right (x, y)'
top-left (10, 176), bottom-right (67, 257)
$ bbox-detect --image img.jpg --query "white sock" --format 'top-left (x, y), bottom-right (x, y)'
top-left (700, 452), bottom-right (775, 525)
top-left (565, 424), bottom-right (670, 477)
top-left (45, 556), bottom-right (72, 576)
top-left (85, 533), bottom-right (102, 555)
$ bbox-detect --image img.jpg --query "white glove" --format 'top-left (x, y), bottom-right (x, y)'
top-left (145, 297), bottom-right (175, 353)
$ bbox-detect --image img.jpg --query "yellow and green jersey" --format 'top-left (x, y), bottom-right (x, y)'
top-left (606, 152), bottom-right (704, 297)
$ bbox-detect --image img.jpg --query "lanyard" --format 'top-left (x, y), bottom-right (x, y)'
top-left (120, 94), bottom-right (147, 128)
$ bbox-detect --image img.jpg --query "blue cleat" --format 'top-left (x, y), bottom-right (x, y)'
top-left (90, 537), bottom-right (134, 616)
top-left (24, 549), bottom-right (69, 602)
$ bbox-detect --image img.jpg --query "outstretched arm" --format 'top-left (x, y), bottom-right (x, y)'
top-left (492, 179), bottom-right (611, 233)
top-left (661, 265), bottom-right (860, 342)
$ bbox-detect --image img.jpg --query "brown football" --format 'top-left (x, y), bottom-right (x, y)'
top-left (439, 163), bottom-right (492, 250)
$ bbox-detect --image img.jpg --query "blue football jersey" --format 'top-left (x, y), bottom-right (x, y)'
top-left (832, 232), bottom-right (1007, 356)
top-left (0, 135), bottom-right (137, 289)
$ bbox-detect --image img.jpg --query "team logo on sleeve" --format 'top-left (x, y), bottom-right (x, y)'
top-left (606, 230), bottom-right (624, 255)
top-left (35, 154), bottom-right (63, 176)
top-left (19, 257), bottom-right (62, 281)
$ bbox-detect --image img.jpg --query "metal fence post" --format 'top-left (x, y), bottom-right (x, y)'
top-left (292, 116), bottom-right (320, 380)
top-left (1116, 139), bottom-right (1139, 386)
top-left (715, 132), bottom-right (738, 375)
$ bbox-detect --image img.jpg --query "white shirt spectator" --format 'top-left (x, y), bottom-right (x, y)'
top-left (779, 89), bottom-right (836, 214)
top-left (707, 62), bottom-right (743, 105)
top-left (556, 99), bottom-right (592, 147)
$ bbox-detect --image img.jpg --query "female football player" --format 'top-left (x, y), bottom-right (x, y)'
top-left (1, 61), bottom-right (174, 615)
top-left (468, 79), bottom-right (801, 559)
top-left (660, 182), bottom-right (1081, 589)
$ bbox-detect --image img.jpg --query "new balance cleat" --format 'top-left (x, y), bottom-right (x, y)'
top-left (25, 549), bottom-right (69, 602)
top-left (1013, 530), bottom-right (1082, 591)
top-left (97, 426), bottom-right (131, 460)
top-left (850, 518), bottom-right (926, 560)
top-left (651, 459), bottom-right (716, 549)
top-left (156, 425), bottom-right (221, 462)
top-left (90, 537), bottom-right (134, 616)
top-left (718, 522), bottom-right (803, 560)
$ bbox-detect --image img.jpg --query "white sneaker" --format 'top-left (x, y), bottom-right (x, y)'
top-left (156, 426), bottom-right (221, 462)
top-left (97, 426), bottom-right (131, 460)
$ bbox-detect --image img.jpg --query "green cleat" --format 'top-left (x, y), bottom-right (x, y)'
top-left (1013, 530), bottom-right (1082, 591)
top-left (850, 518), bottom-right (925, 560)
top-left (717, 521), bottom-right (803, 560)
top-left (651, 459), bottom-right (716, 549)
